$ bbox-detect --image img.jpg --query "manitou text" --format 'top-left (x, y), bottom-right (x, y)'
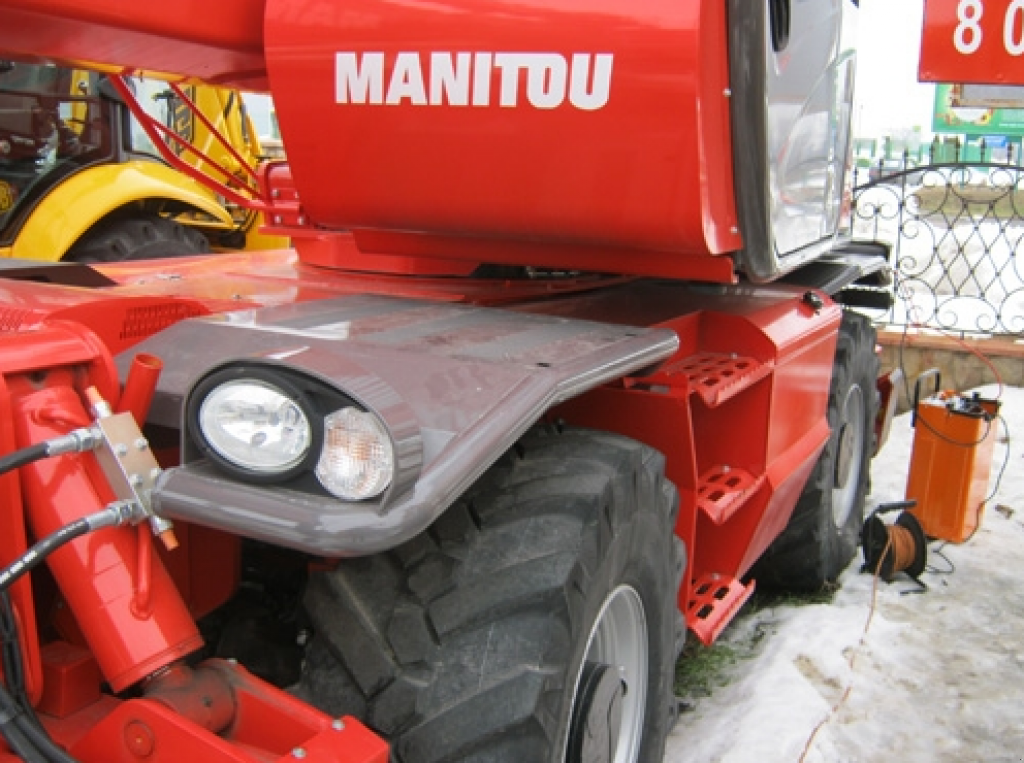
top-left (334, 51), bottom-right (614, 110)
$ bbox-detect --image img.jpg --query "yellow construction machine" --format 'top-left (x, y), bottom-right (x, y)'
top-left (0, 61), bottom-right (285, 262)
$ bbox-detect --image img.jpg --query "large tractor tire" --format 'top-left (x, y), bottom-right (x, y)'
top-left (752, 310), bottom-right (880, 590)
top-left (66, 213), bottom-right (208, 262)
top-left (300, 427), bottom-right (684, 763)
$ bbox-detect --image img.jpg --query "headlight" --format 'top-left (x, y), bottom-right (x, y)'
top-left (197, 379), bottom-right (312, 475)
top-left (316, 407), bottom-right (394, 500)
top-left (188, 364), bottom-right (402, 501)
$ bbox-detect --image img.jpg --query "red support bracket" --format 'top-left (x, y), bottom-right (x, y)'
top-left (107, 77), bottom-right (269, 211)
top-left (686, 574), bottom-right (756, 645)
top-left (628, 352), bottom-right (772, 408)
top-left (55, 660), bottom-right (389, 763)
top-left (696, 465), bottom-right (765, 525)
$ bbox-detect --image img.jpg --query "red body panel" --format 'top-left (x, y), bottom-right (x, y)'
top-left (545, 282), bottom-right (839, 639)
top-left (0, 0), bottom-right (743, 279)
top-left (0, 0), bottom-right (268, 88)
top-left (262, 0), bottom-right (741, 277)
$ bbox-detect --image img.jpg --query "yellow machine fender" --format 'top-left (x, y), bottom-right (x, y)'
top-left (2, 162), bottom-right (234, 262)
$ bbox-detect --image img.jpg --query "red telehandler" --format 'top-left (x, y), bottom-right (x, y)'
top-left (0, 1), bottom-right (896, 761)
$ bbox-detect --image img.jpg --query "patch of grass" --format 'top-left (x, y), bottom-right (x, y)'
top-left (674, 586), bottom-right (837, 707)
top-left (745, 585), bottom-right (837, 613)
top-left (674, 634), bottom-right (745, 704)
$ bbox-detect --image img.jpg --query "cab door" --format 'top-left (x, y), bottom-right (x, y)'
top-left (729, 0), bottom-right (859, 281)
top-left (767, 0), bottom-right (857, 259)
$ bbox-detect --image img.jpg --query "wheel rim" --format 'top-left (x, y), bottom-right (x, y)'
top-left (833, 382), bottom-right (866, 527)
top-left (566, 584), bottom-right (647, 763)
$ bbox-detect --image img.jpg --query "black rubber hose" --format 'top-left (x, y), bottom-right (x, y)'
top-left (0, 715), bottom-right (48, 763)
top-left (4, 692), bottom-right (77, 763)
top-left (0, 440), bottom-right (119, 762)
top-left (0, 443), bottom-right (49, 478)
top-left (0, 683), bottom-right (51, 763)
top-left (0, 519), bottom-right (91, 594)
top-left (0, 593), bottom-right (27, 712)
top-left (0, 587), bottom-right (76, 763)
top-left (0, 520), bottom-right (114, 763)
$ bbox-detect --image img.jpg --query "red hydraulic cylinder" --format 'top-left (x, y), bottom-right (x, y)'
top-left (116, 352), bottom-right (164, 427)
top-left (8, 372), bottom-right (202, 693)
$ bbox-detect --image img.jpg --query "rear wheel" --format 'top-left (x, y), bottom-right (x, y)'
top-left (300, 427), bottom-right (684, 763)
top-left (65, 213), bottom-right (208, 262)
top-left (751, 310), bottom-right (879, 590)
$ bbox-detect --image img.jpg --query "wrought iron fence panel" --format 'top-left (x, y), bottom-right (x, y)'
top-left (852, 159), bottom-right (1024, 338)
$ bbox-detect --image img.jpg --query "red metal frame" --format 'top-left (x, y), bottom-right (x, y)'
top-left (0, 0), bottom-right (269, 90)
top-left (548, 284), bottom-right (839, 644)
top-left (108, 78), bottom-right (267, 210)
top-left (64, 663), bottom-right (388, 763)
top-left (0, 321), bottom-right (390, 761)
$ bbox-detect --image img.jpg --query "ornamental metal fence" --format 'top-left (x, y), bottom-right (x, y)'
top-left (851, 146), bottom-right (1024, 339)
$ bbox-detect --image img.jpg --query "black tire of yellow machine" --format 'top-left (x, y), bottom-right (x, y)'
top-left (66, 213), bottom-right (208, 262)
top-left (751, 310), bottom-right (880, 590)
top-left (300, 426), bottom-right (685, 763)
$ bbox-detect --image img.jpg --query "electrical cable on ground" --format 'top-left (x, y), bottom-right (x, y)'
top-left (797, 308), bottom-right (1013, 760)
top-left (926, 542), bottom-right (955, 577)
top-left (798, 532), bottom-right (895, 763)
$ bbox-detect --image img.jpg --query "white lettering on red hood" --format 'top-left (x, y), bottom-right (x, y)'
top-left (335, 52), bottom-right (613, 111)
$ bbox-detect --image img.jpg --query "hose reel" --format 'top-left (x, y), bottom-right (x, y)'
top-left (860, 500), bottom-right (928, 584)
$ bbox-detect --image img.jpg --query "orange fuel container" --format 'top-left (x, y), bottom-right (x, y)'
top-left (904, 372), bottom-right (1001, 543)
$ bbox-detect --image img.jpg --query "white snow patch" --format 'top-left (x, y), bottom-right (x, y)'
top-left (665, 385), bottom-right (1024, 763)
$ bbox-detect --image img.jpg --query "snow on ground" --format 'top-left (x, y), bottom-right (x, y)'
top-left (664, 384), bottom-right (1024, 763)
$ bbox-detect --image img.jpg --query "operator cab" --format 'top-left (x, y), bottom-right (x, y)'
top-left (0, 63), bottom-right (113, 241)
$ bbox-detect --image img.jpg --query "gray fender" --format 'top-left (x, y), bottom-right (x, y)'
top-left (117, 294), bottom-right (677, 556)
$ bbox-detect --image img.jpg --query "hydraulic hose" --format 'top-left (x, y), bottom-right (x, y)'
top-left (0, 593), bottom-right (28, 712)
top-left (0, 503), bottom-right (139, 595)
top-left (0, 595), bottom-right (74, 762)
top-left (0, 519), bottom-right (91, 595)
top-left (0, 428), bottom-right (100, 478)
top-left (0, 703), bottom-right (49, 763)
top-left (0, 680), bottom-right (76, 763)
top-left (0, 443), bottom-right (49, 478)
top-left (0, 504), bottom-right (138, 763)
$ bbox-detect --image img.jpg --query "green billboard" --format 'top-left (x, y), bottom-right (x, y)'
top-left (933, 83), bottom-right (1024, 136)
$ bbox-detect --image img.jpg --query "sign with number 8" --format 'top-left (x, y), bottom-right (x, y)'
top-left (921, 0), bottom-right (1024, 83)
